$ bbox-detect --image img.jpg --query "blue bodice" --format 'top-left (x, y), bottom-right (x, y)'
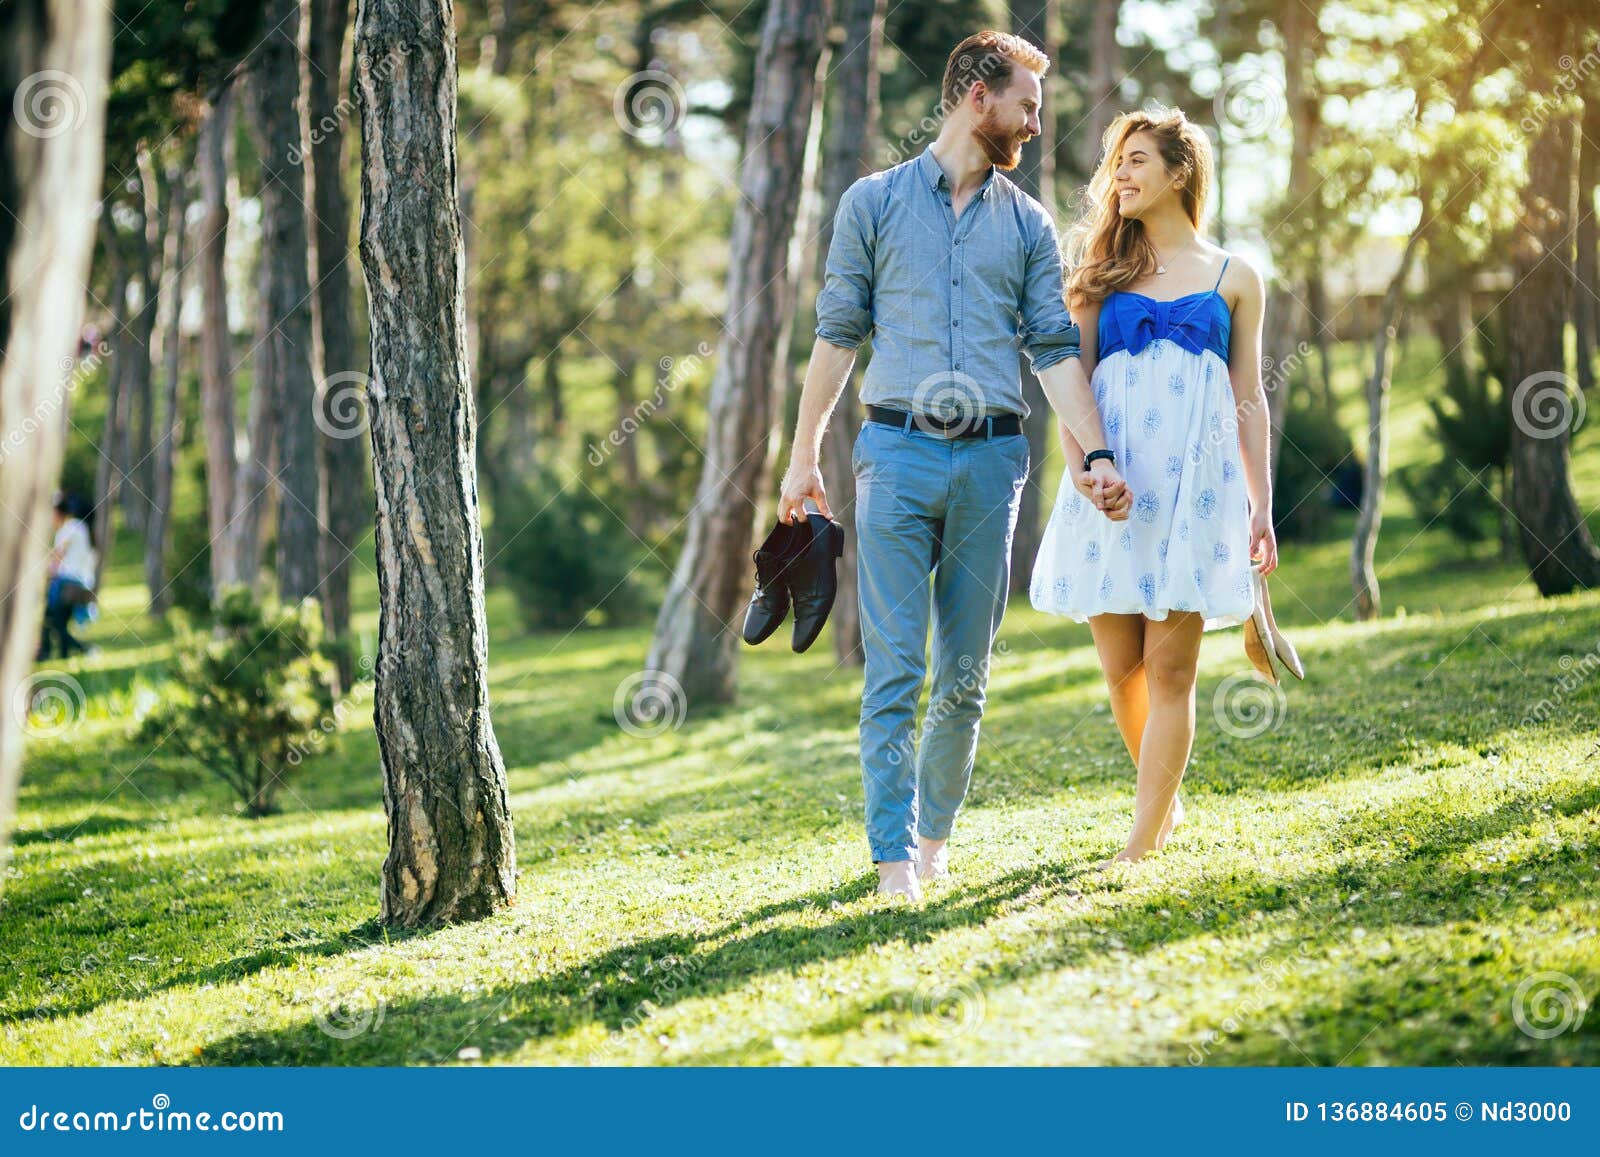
top-left (1096, 287), bottom-right (1232, 363)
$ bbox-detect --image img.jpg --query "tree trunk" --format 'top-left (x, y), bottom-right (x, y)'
top-left (1085, 0), bottom-right (1121, 171)
top-left (1573, 88), bottom-right (1597, 397)
top-left (198, 80), bottom-right (238, 596)
top-left (121, 145), bottom-right (163, 536)
top-left (1351, 220), bottom-right (1430, 620)
top-left (0, 0), bottom-right (110, 881)
top-left (355, 0), bottom-right (516, 926)
top-left (93, 221), bottom-right (128, 585)
top-left (646, 0), bottom-right (831, 707)
top-left (307, 0), bottom-right (366, 683)
top-left (816, 0), bottom-right (885, 661)
top-left (145, 162), bottom-right (191, 614)
top-left (1507, 111), bottom-right (1600, 594)
top-left (232, 269), bottom-right (279, 589)
top-left (246, 0), bottom-right (320, 603)
top-left (1009, 0), bottom-right (1055, 597)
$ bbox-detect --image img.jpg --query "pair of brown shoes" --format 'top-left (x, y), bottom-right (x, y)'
top-left (1242, 562), bottom-right (1305, 684)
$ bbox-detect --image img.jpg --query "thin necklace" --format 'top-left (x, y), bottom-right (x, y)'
top-left (1151, 232), bottom-right (1196, 275)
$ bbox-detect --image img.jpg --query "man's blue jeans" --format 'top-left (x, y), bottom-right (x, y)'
top-left (852, 418), bottom-right (1029, 863)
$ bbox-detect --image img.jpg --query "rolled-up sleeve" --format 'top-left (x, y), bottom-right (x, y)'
top-left (1019, 211), bottom-right (1081, 373)
top-left (814, 178), bottom-right (876, 350)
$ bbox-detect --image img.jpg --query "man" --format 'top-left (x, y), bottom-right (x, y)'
top-left (777, 31), bottom-right (1129, 900)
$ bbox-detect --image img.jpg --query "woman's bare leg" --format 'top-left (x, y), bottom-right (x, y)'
top-left (1089, 613), bottom-right (1147, 762)
top-left (1117, 611), bottom-right (1204, 861)
top-left (1089, 613), bottom-right (1183, 850)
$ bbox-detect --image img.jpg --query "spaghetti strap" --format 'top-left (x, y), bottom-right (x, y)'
top-left (1212, 256), bottom-right (1231, 295)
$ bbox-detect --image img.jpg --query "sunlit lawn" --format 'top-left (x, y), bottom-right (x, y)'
top-left (2, 337), bottom-right (1597, 1066)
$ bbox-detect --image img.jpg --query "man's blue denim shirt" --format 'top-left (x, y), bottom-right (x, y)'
top-left (814, 145), bottom-right (1081, 420)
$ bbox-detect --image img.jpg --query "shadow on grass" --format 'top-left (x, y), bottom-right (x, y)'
top-left (180, 775), bottom-right (1600, 1066)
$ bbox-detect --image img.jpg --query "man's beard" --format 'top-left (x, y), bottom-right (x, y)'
top-left (973, 110), bottom-right (1027, 169)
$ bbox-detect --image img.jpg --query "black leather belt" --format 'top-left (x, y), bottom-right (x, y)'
top-left (865, 404), bottom-right (1022, 439)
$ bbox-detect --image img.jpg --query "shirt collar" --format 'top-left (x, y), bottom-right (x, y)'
top-left (919, 145), bottom-right (996, 198)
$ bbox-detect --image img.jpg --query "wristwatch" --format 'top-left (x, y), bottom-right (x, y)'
top-left (1083, 448), bottom-right (1116, 472)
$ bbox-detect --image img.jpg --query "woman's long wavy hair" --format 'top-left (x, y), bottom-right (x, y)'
top-left (1065, 109), bottom-right (1214, 308)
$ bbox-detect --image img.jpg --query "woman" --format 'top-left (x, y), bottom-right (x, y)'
top-left (1031, 109), bottom-right (1277, 863)
top-left (37, 493), bottom-right (98, 660)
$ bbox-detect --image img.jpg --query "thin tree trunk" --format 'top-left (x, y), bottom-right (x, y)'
top-left (646, 0), bottom-right (831, 707)
top-left (355, 0), bottom-right (516, 926)
top-left (122, 145), bottom-right (163, 536)
top-left (145, 162), bottom-right (191, 614)
top-left (1350, 221), bottom-right (1429, 620)
top-left (1573, 88), bottom-right (1597, 397)
top-left (246, 0), bottom-right (320, 603)
top-left (232, 268), bottom-right (279, 589)
top-left (1009, 0), bottom-right (1055, 597)
top-left (198, 80), bottom-right (238, 595)
top-left (307, 0), bottom-right (365, 684)
top-left (1508, 111), bottom-right (1600, 594)
top-left (0, 0), bottom-right (110, 880)
top-left (93, 222), bottom-right (128, 586)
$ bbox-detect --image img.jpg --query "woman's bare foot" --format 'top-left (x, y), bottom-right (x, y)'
top-left (1155, 795), bottom-right (1185, 848)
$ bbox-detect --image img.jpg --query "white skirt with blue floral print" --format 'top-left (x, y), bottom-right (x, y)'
top-left (1029, 340), bottom-right (1254, 631)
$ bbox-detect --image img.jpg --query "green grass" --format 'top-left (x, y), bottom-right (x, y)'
top-left (2, 337), bottom-right (1598, 1066)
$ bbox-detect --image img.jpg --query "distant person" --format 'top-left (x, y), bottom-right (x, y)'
top-left (37, 493), bottom-right (98, 661)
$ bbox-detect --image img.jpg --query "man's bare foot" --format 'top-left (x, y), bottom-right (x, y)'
top-left (916, 836), bottom-right (949, 882)
top-left (876, 860), bottom-right (923, 901)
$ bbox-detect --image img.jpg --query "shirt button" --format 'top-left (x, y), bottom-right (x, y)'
top-left (952, 319), bottom-right (961, 327)
top-left (951, 278), bottom-right (959, 285)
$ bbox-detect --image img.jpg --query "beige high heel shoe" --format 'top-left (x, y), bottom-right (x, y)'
top-left (1243, 561), bottom-right (1305, 683)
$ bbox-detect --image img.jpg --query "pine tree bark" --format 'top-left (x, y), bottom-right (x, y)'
top-left (355, 0), bottom-right (516, 926)
top-left (245, 0), bottom-right (320, 603)
top-left (93, 216), bottom-right (127, 585)
top-left (816, 0), bottom-right (884, 660)
top-left (121, 145), bottom-right (162, 536)
top-left (1573, 87), bottom-right (1597, 397)
top-left (646, 0), bottom-right (831, 706)
top-left (306, 0), bottom-right (366, 676)
top-left (232, 248), bottom-right (279, 589)
top-left (0, 0), bottom-right (110, 880)
top-left (1507, 111), bottom-right (1600, 594)
top-left (145, 161), bottom-right (191, 614)
top-left (198, 80), bottom-right (238, 596)
top-left (1009, 0), bottom-right (1055, 597)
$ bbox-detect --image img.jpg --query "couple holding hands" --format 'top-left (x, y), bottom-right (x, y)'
top-left (777, 31), bottom-right (1280, 900)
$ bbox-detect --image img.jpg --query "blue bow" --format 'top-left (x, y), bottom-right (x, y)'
top-left (1119, 296), bottom-right (1215, 358)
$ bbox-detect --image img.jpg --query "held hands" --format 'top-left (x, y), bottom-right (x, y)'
top-left (1249, 504), bottom-right (1279, 575)
top-left (778, 457), bottom-right (832, 524)
top-left (1074, 460), bottom-right (1132, 522)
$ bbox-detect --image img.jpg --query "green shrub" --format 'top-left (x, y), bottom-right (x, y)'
top-left (164, 449), bottom-right (214, 617)
top-left (136, 586), bottom-right (337, 817)
top-left (1274, 380), bottom-right (1356, 542)
top-left (1395, 322), bottom-right (1512, 550)
top-left (489, 469), bottom-right (653, 631)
